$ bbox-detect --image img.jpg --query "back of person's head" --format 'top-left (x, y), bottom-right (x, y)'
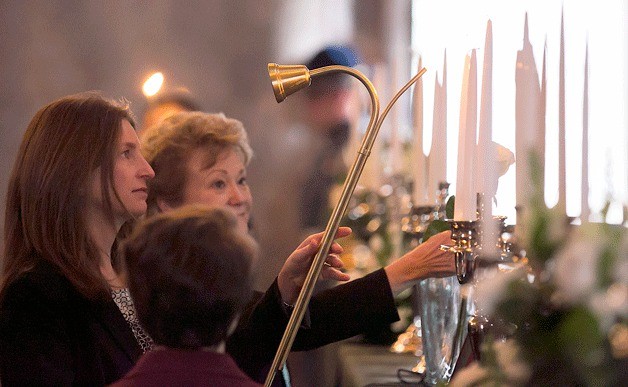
top-left (122, 205), bottom-right (257, 348)
top-left (141, 111), bottom-right (253, 214)
top-left (142, 89), bottom-right (202, 131)
top-left (305, 44), bottom-right (360, 98)
top-left (2, 91), bottom-right (135, 301)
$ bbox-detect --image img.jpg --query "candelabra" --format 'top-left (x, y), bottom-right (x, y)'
top-left (442, 220), bottom-right (480, 284)
top-left (439, 202), bottom-right (522, 378)
top-left (442, 206), bottom-right (515, 284)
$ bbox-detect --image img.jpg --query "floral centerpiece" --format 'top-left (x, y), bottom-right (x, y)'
top-left (450, 156), bottom-right (627, 386)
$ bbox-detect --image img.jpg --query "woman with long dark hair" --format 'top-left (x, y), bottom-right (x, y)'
top-left (0, 92), bottom-right (155, 384)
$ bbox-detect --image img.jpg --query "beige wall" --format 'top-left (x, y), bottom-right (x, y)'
top-left (0, 0), bottom-right (402, 287)
top-left (0, 0), bottom-right (279, 260)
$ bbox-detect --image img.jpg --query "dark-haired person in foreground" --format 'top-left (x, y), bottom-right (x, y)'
top-left (111, 206), bottom-right (262, 386)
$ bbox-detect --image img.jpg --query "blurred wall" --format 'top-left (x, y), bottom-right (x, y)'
top-left (0, 0), bottom-right (280, 262)
top-left (0, 0), bottom-right (398, 289)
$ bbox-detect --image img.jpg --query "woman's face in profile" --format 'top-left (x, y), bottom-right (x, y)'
top-left (180, 147), bottom-right (252, 233)
top-left (88, 120), bottom-right (155, 223)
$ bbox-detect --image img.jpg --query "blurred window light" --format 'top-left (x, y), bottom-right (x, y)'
top-left (411, 0), bottom-right (627, 224)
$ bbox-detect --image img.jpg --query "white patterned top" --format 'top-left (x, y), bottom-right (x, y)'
top-left (111, 288), bottom-right (154, 353)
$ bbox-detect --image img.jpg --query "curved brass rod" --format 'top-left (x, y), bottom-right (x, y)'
top-left (375, 67), bottom-right (427, 135)
top-left (264, 64), bottom-right (379, 387)
top-left (264, 64), bottom-right (427, 387)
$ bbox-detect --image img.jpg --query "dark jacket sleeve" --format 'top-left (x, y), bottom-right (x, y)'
top-left (226, 281), bottom-right (290, 383)
top-left (292, 267), bottom-right (399, 350)
top-left (227, 268), bottom-right (399, 383)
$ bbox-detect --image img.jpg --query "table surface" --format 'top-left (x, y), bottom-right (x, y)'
top-left (338, 341), bottom-right (423, 387)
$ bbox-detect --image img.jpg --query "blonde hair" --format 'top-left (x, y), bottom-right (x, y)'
top-left (141, 111), bottom-right (253, 214)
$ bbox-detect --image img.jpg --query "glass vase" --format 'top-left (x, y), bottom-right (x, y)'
top-left (418, 275), bottom-right (466, 385)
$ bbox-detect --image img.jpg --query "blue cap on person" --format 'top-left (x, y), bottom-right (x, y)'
top-left (305, 45), bottom-right (360, 98)
top-left (306, 45), bottom-right (360, 70)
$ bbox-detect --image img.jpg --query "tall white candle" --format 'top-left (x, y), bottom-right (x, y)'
top-left (581, 43), bottom-right (590, 222)
top-left (476, 20), bottom-right (495, 202)
top-left (454, 51), bottom-right (477, 221)
top-left (412, 56), bottom-right (428, 205)
top-left (477, 20), bottom-right (498, 252)
top-left (558, 10), bottom-right (567, 214)
top-left (428, 51), bottom-right (448, 204)
top-left (515, 13), bottom-right (542, 223)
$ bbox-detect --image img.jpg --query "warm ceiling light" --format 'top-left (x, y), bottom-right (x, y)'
top-left (142, 72), bottom-right (164, 97)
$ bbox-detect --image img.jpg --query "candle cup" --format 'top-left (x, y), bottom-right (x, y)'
top-left (476, 215), bottom-right (509, 264)
top-left (441, 220), bottom-right (479, 284)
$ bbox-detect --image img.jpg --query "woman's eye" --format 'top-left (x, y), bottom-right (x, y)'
top-left (122, 150), bottom-right (131, 159)
top-left (238, 177), bottom-right (247, 185)
top-left (211, 180), bottom-right (226, 189)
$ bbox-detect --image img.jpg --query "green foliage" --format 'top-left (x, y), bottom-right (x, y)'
top-left (596, 224), bottom-right (622, 288)
top-left (423, 196), bottom-right (455, 242)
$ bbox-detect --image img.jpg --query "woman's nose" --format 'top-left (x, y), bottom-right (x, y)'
top-left (228, 184), bottom-right (245, 204)
top-left (139, 157), bottom-right (155, 179)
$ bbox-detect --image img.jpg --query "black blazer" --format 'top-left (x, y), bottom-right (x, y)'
top-left (228, 268), bottom-right (399, 384)
top-left (0, 260), bottom-right (142, 385)
top-left (0, 260), bottom-right (398, 386)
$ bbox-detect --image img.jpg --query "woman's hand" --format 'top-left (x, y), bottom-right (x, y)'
top-left (384, 230), bottom-right (455, 294)
top-left (277, 227), bottom-right (352, 305)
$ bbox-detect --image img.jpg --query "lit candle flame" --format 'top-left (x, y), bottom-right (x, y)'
top-left (142, 72), bottom-right (164, 97)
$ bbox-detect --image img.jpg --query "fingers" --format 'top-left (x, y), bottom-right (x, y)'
top-left (335, 226), bottom-right (352, 238)
top-left (324, 253), bottom-right (344, 269)
top-left (321, 254), bottom-right (350, 281)
top-left (296, 240), bottom-right (344, 257)
top-left (298, 227), bottom-right (352, 248)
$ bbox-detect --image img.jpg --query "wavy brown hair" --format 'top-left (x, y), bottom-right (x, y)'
top-left (2, 92), bottom-right (135, 301)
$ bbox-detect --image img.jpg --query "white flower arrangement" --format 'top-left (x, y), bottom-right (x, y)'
top-left (449, 154), bottom-right (627, 386)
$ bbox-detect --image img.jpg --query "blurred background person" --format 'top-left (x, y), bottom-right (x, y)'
top-left (298, 45), bottom-right (361, 233)
top-left (141, 88), bottom-right (202, 134)
top-left (278, 45), bottom-right (363, 387)
top-left (112, 206), bottom-right (262, 387)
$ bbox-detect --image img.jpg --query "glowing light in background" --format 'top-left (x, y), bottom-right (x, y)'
top-left (142, 72), bottom-right (164, 97)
